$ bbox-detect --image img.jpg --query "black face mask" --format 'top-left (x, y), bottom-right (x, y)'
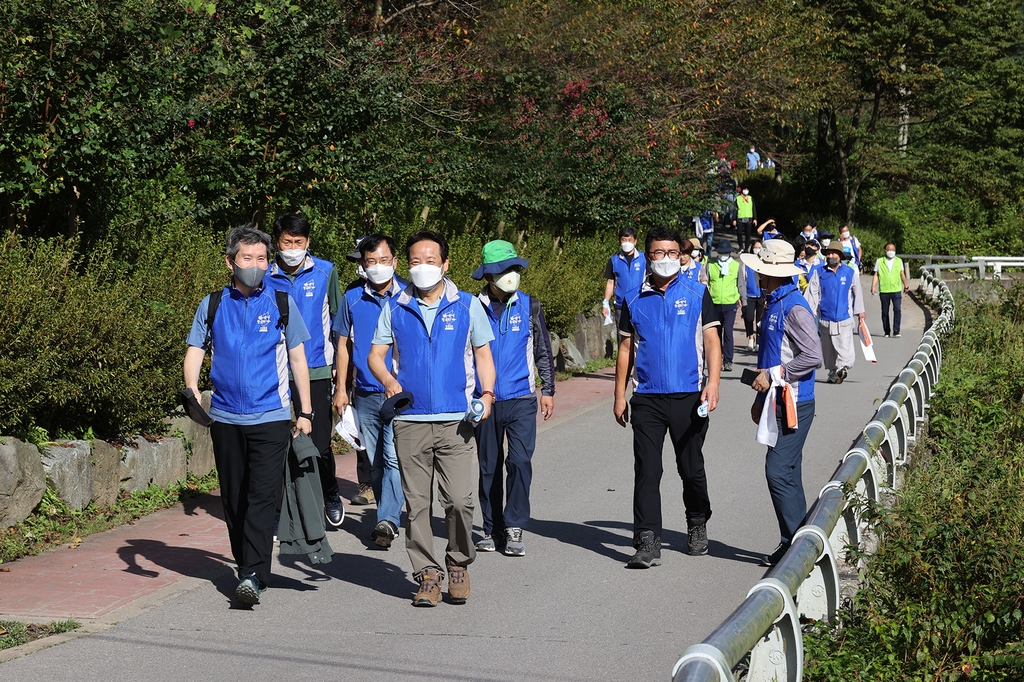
top-left (805, 249), bottom-right (818, 258)
top-left (827, 257), bottom-right (840, 268)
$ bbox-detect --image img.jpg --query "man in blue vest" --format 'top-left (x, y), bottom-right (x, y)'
top-left (265, 213), bottom-right (345, 527)
top-left (183, 225), bottom-right (312, 606)
top-left (470, 240), bottom-right (556, 558)
top-left (613, 226), bottom-right (722, 568)
top-left (333, 234), bottom-right (408, 548)
top-left (368, 230), bottom-right (496, 608)
top-left (739, 239), bottom-right (823, 567)
top-left (602, 226), bottom-right (647, 333)
top-left (805, 243), bottom-right (866, 384)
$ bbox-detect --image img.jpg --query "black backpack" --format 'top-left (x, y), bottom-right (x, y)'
top-left (203, 288), bottom-right (290, 348)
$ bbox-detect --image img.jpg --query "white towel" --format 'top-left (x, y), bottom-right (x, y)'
top-left (334, 405), bottom-right (365, 451)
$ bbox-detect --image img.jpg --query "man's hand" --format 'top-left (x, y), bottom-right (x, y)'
top-left (540, 395), bottom-right (554, 421)
top-left (751, 398), bottom-right (763, 424)
top-left (480, 394), bottom-right (494, 422)
top-left (384, 379), bottom-right (403, 398)
top-left (294, 416), bottom-right (312, 436)
top-left (701, 381), bottom-right (720, 413)
top-left (614, 394), bottom-right (629, 427)
top-left (859, 312), bottom-right (866, 321)
top-left (333, 385), bottom-right (349, 414)
top-left (751, 369), bottom-right (771, 393)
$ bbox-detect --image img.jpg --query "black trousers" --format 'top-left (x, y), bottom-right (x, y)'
top-left (879, 292), bottom-right (903, 336)
top-left (211, 420), bottom-right (291, 588)
top-left (630, 392), bottom-right (712, 538)
top-left (290, 378), bottom-right (339, 498)
top-left (743, 297), bottom-right (764, 336)
top-left (736, 219), bottom-right (753, 253)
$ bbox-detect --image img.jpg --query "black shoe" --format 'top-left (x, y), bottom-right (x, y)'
top-left (627, 530), bottom-right (662, 568)
top-left (235, 573), bottom-right (265, 605)
top-left (835, 366), bottom-right (848, 384)
top-left (373, 520), bottom-right (398, 548)
top-left (760, 542), bottom-right (790, 567)
top-left (325, 494), bottom-right (345, 528)
top-left (687, 523), bottom-right (708, 556)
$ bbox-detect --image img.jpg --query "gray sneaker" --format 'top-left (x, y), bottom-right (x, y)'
top-left (503, 528), bottom-right (525, 556)
top-left (235, 573), bottom-right (265, 606)
top-left (475, 535), bottom-right (497, 552)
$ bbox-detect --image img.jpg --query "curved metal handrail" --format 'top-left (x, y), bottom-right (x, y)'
top-left (672, 266), bottom-right (955, 682)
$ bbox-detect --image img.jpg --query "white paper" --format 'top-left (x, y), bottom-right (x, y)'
top-left (334, 405), bottom-right (365, 451)
top-left (859, 319), bottom-right (877, 364)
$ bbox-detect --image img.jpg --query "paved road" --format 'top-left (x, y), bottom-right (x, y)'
top-left (0, 278), bottom-right (927, 681)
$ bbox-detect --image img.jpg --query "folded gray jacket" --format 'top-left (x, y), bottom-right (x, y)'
top-left (277, 432), bottom-right (334, 565)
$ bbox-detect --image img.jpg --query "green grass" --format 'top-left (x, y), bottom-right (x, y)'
top-left (0, 619), bottom-right (81, 651)
top-left (0, 471), bottom-right (220, 564)
top-left (555, 356), bottom-right (617, 382)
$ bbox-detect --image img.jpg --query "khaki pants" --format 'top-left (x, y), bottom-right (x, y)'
top-left (819, 318), bottom-right (857, 372)
top-left (393, 420), bottom-right (476, 578)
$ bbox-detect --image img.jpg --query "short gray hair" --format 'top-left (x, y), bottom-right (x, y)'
top-left (225, 223), bottom-right (272, 260)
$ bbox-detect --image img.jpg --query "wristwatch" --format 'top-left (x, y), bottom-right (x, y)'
top-left (298, 411), bottom-right (314, 420)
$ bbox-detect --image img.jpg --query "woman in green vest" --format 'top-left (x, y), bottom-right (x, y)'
top-left (870, 243), bottom-right (910, 338)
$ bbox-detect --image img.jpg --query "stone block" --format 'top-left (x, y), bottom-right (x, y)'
top-left (559, 336), bottom-right (586, 371)
top-left (90, 440), bottom-right (122, 508)
top-left (573, 313), bottom-right (590, 363)
top-left (164, 390), bottom-right (216, 478)
top-left (120, 437), bottom-right (187, 493)
top-left (42, 440), bottom-right (92, 511)
top-left (0, 437), bottom-right (46, 527)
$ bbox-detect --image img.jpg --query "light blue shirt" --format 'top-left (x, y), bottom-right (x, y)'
top-left (373, 283), bottom-right (494, 421)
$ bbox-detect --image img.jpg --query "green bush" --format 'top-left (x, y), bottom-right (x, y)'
top-left (0, 221), bottom-right (224, 438)
top-left (804, 284), bottom-right (1024, 681)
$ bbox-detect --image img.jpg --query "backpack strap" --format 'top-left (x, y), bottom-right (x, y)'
top-left (203, 289), bottom-right (224, 349)
top-left (274, 289), bottom-right (289, 329)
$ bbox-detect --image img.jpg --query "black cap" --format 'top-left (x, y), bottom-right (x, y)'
top-left (379, 392), bottom-right (414, 422)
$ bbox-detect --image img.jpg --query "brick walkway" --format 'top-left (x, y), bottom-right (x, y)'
top-left (0, 368), bottom-right (614, 622)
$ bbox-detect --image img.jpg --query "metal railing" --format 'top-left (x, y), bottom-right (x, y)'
top-left (671, 267), bottom-right (955, 682)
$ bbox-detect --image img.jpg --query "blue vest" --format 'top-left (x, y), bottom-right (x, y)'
top-left (389, 283), bottom-right (477, 416)
top-left (266, 255), bottom-right (334, 369)
top-left (610, 252), bottom-right (647, 306)
top-left (344, 280), bottom-right (403, 393)
top-left (624, 275), bottom-right (708, 395)
top-left (803, 260), bottom-right (824, 285)
top-left (819, 265), bottom-right (856, 322)
top-left (209, 287), bottom-right (292, 415)
top-left (745, 265), bottom-right (761, 298)
top-left (759, 283), bottom-right (815, 403)
top-left (478, 291), bottom-right (536, 401)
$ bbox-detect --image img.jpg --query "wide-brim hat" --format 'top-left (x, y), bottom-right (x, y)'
top-left (740, 240), bottom-right (803, 277)
top-left (471, 239), bottom-right (529, 280)
top-left (821, 242), bottom-right (848, 258)
top-left (713, 238), bottom-right (733, 254)
top-left (687, 238), bottom-right (703, 251)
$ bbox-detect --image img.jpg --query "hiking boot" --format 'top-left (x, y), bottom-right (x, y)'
top-left (835, 366), bottom-right (848, 384)
top-left (475, 535), bottom-right (497, 552)
top-left (413, 568), bottom-right (442, 607)
top-left (687, 523), bottom-right (708, 556)
top-left (325, 494), bottom-right (345, 528)
top-left (503, 528), bottom-right (525, 557)
top-left (351, 483), bottom-right (375, 506)
top-left (445, 558), bottom-right (471, 604)
top-left (760, 542), bottom-right (790, 567)
top-left (627, 530), bottom-right (661, 569)
top-left (373, 520), bottom-right (398, 548)
top-left (235, 573), bottom-right (265, 606)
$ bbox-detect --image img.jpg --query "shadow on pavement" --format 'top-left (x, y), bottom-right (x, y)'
top-left (182, 493), bottom-right (225, 520)
top-left (277, 552), bottom-right (415, 601)
top-left (117, 539), bottom-right (232, 580)
top-left (529, 518), bottom-right (763, 565)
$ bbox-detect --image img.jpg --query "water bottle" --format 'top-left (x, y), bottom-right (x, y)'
top-left (466, 398), bottom-right (486, 423)
top-left (697, 400), bottom-right (710, 418)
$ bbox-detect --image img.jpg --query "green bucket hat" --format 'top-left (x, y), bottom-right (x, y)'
top-left (471, 240), bottom-right (530, 280)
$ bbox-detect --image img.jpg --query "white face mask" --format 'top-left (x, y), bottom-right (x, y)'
top-left (841, 232), bottom-right (850, 239)
top-left (886, 250), bottom-right (896, 259)
top-left (753, 248), bottom-right (762, 255)
top-left (365, 263), bottom-right (395, 285)
top-left (718, 254), bottom-right (731, 262)
top-left (409, 264), bottom-right (444, 290)
top-left (742, 189), bottom-right (749, 196)
top-left (691, 250), bottom-right (701, 259)
top-left (650, 256), bottom-right (681, 278)
top-left (492, 270), bottom-right (521, 294)
top-left (620, 241), bottom-right (636, 253)
top-left (278, 249), bottom-right (305, 267)
top-left (821, 238), bottom-right (832, 247)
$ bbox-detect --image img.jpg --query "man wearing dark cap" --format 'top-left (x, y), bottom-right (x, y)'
top-left (707, 239), bottom-right (746, 372)
top-left (368, 230), bottom-right (496, 607)
top-left (470, 240), bottom-right (556, 557)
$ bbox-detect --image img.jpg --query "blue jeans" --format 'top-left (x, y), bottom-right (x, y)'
top-left (764, 399), bottom-right (815, 544)
top-left (352, 390), bottom-right (404, 527)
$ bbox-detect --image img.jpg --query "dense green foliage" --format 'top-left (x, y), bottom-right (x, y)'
top-left (804, 284), bottom-right (1024, 680)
